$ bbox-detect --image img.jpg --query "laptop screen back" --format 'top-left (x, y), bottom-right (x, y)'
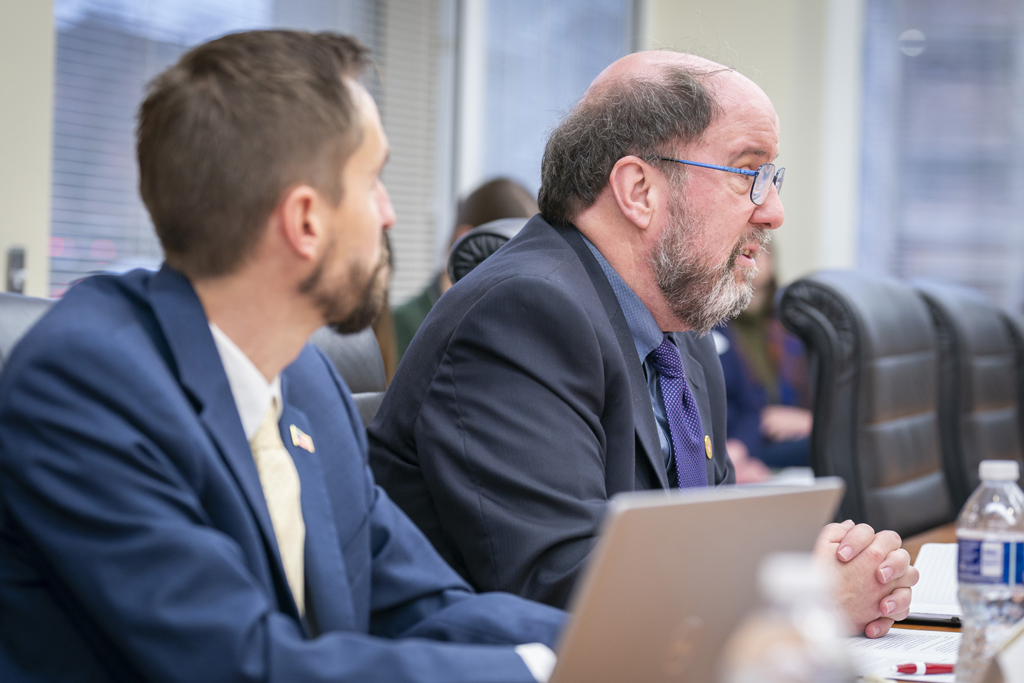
top-left (550, 479), bottom-right (844, 683)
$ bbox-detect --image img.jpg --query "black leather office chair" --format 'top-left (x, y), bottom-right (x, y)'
top-left (447, 217), bottom-right (528, 284)
top-left (0, 292), bottom-right (53, 372)
top-left (913, 280), bottom-right (1024, 510)
top-left (779, 270), bottom-right (953, 536)
top-left (309, 326), bottom-right (387, 427)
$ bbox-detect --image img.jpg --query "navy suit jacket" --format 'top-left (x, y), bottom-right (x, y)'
top-left (368, 217), bottom-right (733, 609)
top-left (0, 266), bottom-right (564, 683)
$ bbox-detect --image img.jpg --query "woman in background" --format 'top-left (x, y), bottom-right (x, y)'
top-left (717, 249), bottom-right (813, 483)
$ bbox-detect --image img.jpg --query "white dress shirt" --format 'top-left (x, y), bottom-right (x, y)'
top-left (209, 323), bottom-right (281, 439)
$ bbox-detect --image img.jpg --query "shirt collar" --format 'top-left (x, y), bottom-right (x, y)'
top-left (579, 233), bottom-right (664, 362)
top-left (209, 322), bottom-right (282, 441)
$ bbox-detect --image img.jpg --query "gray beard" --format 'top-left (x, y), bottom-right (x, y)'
top-left (649, 197), bottom-right (771, 335)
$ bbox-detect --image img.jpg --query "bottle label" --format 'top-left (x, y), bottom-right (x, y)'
top-left (958, 539), bottom-right (1024, 585)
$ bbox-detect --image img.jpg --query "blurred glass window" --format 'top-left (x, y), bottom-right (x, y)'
top-left (474, 0), bottom-right (635, 196)
top-left (860, 0), bottom-right (1024, 314)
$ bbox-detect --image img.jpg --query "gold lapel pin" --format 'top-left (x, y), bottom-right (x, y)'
top-left (704, 435), bottom-right (712, 460)
top-left (289, 425), bottom-right (315, 453)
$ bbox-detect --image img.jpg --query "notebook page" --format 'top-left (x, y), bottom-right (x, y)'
top-left (908, 543), bottom-right (962, 618)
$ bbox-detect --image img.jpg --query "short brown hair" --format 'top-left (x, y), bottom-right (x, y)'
top-left (138, 30), bottom-right (370, 278)
top-left (538, 64), bottom-right (720, 225)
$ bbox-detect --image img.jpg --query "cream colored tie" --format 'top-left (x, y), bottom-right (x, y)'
top-left (248, 399), bottom-right (306, 615)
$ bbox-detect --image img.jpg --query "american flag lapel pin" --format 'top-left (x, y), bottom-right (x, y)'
top-left (289, 425), bottom-right (315, 453)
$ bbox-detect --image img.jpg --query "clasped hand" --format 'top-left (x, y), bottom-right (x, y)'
top-left (813, 520), bottom-right (920, 638)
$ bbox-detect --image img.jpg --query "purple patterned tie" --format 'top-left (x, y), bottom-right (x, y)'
top-left (649, 335), bottom-right (708, 489)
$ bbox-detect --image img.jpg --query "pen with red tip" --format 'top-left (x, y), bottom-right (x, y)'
top-left (893, 663), bottom-right (955, 675)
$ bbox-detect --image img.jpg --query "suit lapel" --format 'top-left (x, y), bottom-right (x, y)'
top-left (278, 384), bottom-right (356, 633)
top-left (147, 266), bottom-right (296, 615)
top-left (674, 333), bottom-right (715, 486)
top-left (555, 224), bottom-right (669, 489)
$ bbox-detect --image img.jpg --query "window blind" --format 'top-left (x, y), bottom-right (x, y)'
top-left (860, 0), bottom-right (1024, 314)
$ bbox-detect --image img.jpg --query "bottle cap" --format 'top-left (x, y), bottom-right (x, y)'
top-left (758, 552), bottom-right (832, 603)
top-left (979, 460), bottom-right (1020, 481)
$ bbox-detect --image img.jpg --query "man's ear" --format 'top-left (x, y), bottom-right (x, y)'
top-left (275, 184), bottom-right (323, 262)
top-left (608, 156), bottom-right (659, 230)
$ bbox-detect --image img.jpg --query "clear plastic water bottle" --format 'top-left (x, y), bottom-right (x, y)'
top-left (719, 553), bottom-right (854, 683)
top-left (956, 459), bottom-right (1024, 683)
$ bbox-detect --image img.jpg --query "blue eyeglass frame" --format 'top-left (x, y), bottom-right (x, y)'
top-left (656, 157), bottom-right (785, 206)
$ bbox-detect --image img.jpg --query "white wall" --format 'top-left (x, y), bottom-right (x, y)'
top-left (0, 0), bottom-right (54, 297)
top-left (637, 0), bottom-right (865, 283)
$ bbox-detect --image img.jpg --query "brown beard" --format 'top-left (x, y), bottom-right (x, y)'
top-left (648, 194), bottom-right (772, 335)
top-left (300, 234), bottom-right (389, 335)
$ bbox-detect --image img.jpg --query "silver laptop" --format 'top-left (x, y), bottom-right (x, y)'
top-left (549, 479), bottom-right (844, 683)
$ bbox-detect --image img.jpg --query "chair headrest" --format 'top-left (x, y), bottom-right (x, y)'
top-left (447, 217), bottom-right (529, 284)
top-left (308, 326), bottom-right (386, 394)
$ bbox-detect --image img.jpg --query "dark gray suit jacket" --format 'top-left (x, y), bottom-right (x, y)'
top-left (368, 217), bottom-right (733, 608)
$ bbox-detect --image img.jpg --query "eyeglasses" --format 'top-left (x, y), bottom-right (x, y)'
top-left (656, 157), bottom-right (785, 206)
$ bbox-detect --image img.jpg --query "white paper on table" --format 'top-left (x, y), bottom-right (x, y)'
top-left (843, 627), bottom-right (961, 682)
top-left (908, 544), bottom-right (962, 621)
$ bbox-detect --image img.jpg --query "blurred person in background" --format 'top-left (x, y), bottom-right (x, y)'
top-left (393, 177), bottom-right (537, 359)
top-left (717, 247), bottom-right (812, 483)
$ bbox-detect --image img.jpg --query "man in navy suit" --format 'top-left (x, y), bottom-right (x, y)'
top-left (0, 31), bottom-right (563, 683)
top-left (369, 51), bottom-right (919, 637)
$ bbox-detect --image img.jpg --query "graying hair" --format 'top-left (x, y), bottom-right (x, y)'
top-left (538, 63), bottom-right (722, 225)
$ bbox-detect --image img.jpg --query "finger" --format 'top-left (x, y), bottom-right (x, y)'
top-left (835, 523), bottom-right (876, 562)
top-left (864, 617), bottom-right (895, 639)
top-left (879, 586), bottom-right (913, 620)
top-left (877, 548), bottom-right (911, 584)
top-left (816, 520), bottom-right (857, 548)
top-left (888, 565), bottom-right (920, 590)
top-left (889, 601), bottom-right (912, 622)
top-left (858, 530), bottom-right (904, 568)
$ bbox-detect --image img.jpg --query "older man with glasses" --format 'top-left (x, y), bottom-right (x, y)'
top-left (369, 51), bottom-right (918, 639)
